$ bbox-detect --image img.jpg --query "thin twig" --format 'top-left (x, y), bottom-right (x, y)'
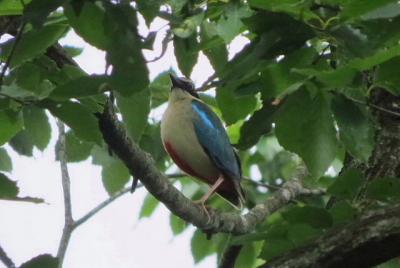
top-left (197, 73), bottom-right (219, 92)
top-left (73, 187), bottom-right (131, 229)
top-left (73, 173), bottom-right (186, 229)
top-left (0, 20), bottom-right (26, 88)
top-left (0, 243), bottom-right (15, 268)
top-left (346, 95), bottom-right (400, 118)
top-left (56, 121), bottom-right (74, 267)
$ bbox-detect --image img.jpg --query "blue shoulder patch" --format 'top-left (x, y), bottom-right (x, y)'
top-left (191, 99), bottom-right (241, 179)
top-left (192, 100), bottom-right (219, 129)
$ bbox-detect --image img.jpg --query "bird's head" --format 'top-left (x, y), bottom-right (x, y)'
top-left (169, 74), bottom-right (200, 99)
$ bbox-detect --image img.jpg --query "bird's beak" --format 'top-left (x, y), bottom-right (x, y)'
top-left (169, 73), bottom-right (183, 90)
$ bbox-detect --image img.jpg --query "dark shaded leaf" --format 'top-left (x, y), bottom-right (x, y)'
top-left (327, 168), bottom-right (364, 200)
top-left (149, 72), bottom-right (171, 108)
top-left (65, 2), bottom-right (109, 49)
top-left (216, 86), bottom-right (258, 125)
top-left (10, 131), bottom-right (34, 156)
top-left (282, 206), bottom-right (333, 229)
top-left (237, 100), bottom-right (277, 149)
top-left (0, 24), bottom-right (68, 68)
top-left (366, 178), bottom-right (400, 201)
top-left (260, 239), bottom-right (294, 260)
top-left (287, 223), bottom-right (322, 246)
top-left (20, 254), bottom-right (59, 268)
top-left (329, 201), bottom-right (357, 226)
top-left (275, 88), bottom-right (338, 178)
top-left (24, 0), bottom-right (65, 27)
top-left (50, 75), bottom-right (108, 100)
top-left (174, 35), bottom-right (199, 77)
top-left (116, 90), bottom-right (150, 142)
top-left (0, 148), bottom-right (12, 172)
top-left (23, 106), bottom-right (52, 150)
top-left (0, 172), bottom-right (18, 198)
top-left (46, 101), bottom-right (102, 144)
top-left (0, 109), bottom-right (23, 146)
top-left (331, 94), bottom-right (374, 162)
top-left (65, 131), bottom-right (93, 162)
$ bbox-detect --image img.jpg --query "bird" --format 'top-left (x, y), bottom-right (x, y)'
top-left (160, 74), bottom-right (245, 210)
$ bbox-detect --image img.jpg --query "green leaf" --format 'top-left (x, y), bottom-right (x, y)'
top-left (341, 0), bottom-right (398, 21)
top-left (375, 57), bottom-right (400, 95)
top-left (216, 4), bottom-right (252, 43)
top-left (282, 206), bottom-right (333, 229)
top-left (170, 214), bottom-right (188, 235)
top-left (65, 2), bottom-right (109, 50)
top-left (50, 75), bottom-right (108, 100)
top-left (287, 223), bottom-right (322, 247)
top-left (139, 124), bottom-right (167, 169)
top-left (174, 35), bottom-right (199, 77)
top-left (361, 2), bottom-right (400, 20)
top-left (327, 168), bottom-right (364, 200)
top-left (149, 72), bottom-right (171, 108)
top-left (65, 131), bottom-right (93, 162)
top-left (275, 88), bottom-right (338, 178)
top-left (260, 239), bottom-right (294, 260)
top-left (216, 86), bottom-right (258, 125)
top-left (0, 172), bottom-right (18, 198)
top-left (15, 63), bottom-right (42, 93)
top-left (0, 148), bottom-right (12, 172)
top-left (260, 47), bottom-right (318, 98)
top-left (20, 254), bottom-right (59, 268)
top-left (139, 193), bottom-right (160, 218)
top-left (200, 22), bottom-right (228, 73)
top-left (23, 106), bottom-right (51, 150)
top-left (329, 201), bottom-right (357, 226)
top-left (136, 0), bottom-right (162, 25)
top-left (0, 23), bottom-right (68, 68)
top-left (24, 0), bottom-right (65, 27)
top-left (173, 13), bottom-right (204, 38)
top-left (366, 178), bottom-right (400, 202)
top-left (9, 131), bottom-right (34, 156)
top-left (46, 101), bottom-right (102, 144)
top-left (237, 101), bottom-right (277, 149)
top-left (101, 159), bottom-right (130, 195)
top-left (0, 0), bottom-right (24, 15)
top-left (191, 229), bottom-right (215, 263)
top-left (331, 94), bottom-right (374, 162)
top-left (235, 243), bottom-right (257, 268)
top-left (116, 89), bottom-right (151, 142)
top-left (104, 3), bottom-right (149, 96)
top-left (249, 0), bottom-right (317, 21)
top-left (92, 146), bottom-right (130, 195)
top-left (348, 44), bottom-right (400, 71)
top-left (0, 109), bottom-right (23, 146)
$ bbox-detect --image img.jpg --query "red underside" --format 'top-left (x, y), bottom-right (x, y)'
top-left (164, 141), bottom-right (234, 193)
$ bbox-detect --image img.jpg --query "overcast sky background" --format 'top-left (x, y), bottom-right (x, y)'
top-left (0, 14), bottom-right (249, 268)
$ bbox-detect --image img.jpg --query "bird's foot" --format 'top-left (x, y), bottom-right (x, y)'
top-left (193, 199), bottom-right (212, 223)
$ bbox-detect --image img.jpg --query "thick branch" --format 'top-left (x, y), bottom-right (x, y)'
top-left (56, 121), bottom-right (74, 267)
top-left (97, 102), bottom-right (323, 234)
top-left (263, 204), bottom-right (400, 268)
top-left (0, 243), bottom-right (15, 268)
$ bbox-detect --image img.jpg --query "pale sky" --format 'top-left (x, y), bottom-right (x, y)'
top-left (0, 15), bottom-right (249, 268)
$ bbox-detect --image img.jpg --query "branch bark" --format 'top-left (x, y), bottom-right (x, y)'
top-left (97, 101), bottom-right (324, 235)
top-left (56, 121), bottom-right (74, 267)
top-left (0, 243), bottom-right (15, 268)
top-left (262, 204), bottom-right (400, 268)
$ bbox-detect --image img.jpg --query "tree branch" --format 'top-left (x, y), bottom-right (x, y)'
top-left (97, 101), bottom-right (322, 235)
top-left (0, 243), bottom-right (15, 268)
top-left (263, 204), bottom-right (400, 268)
top-left (56, 121), bottom-right (74, 267)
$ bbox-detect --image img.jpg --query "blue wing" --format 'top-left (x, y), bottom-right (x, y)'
top-left (191, 99), bottom-right (241, 180)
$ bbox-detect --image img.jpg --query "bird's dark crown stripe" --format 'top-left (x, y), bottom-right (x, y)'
top-left (192, 101), bottom-right (217, 129)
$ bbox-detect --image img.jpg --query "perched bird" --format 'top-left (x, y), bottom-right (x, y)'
top-left (161, 74), bottom-right (245, 209)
